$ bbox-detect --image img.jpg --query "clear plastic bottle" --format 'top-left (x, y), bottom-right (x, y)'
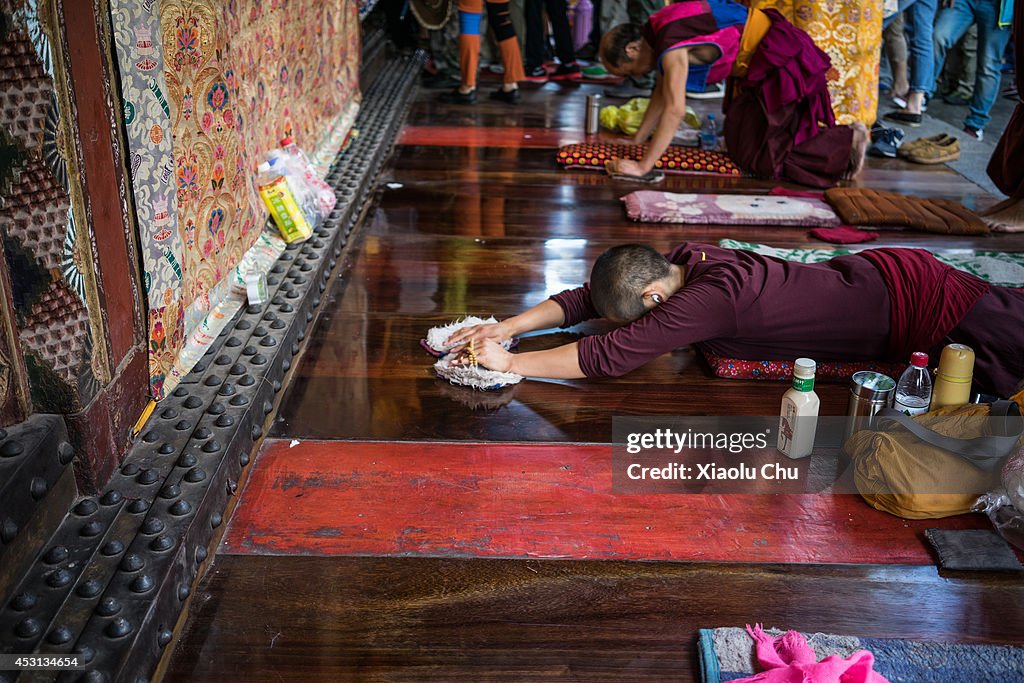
top-left (895, 351), bottom-right (933, 416)
top-left (699, 113), bottom-right (718, 151)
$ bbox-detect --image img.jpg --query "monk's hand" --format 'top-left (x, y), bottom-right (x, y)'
top-left (470, 339), bottom-right (514, 373)
top-left (605, 158), bottom-right (646, 177)
top-left (446, 320), bottom-right (510, 351)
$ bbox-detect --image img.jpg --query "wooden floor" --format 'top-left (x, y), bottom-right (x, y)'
top-left (163, 80), bottom-right (1024, 681)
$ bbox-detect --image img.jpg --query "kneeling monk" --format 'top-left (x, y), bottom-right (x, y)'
top-left (599, 0), bottom-right (868, 188)
top-left (449, 243), bottom-right (1024, 398)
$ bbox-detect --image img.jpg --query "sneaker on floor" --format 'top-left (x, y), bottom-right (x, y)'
top-left (687, 81), bottom-right (725, 99)
top-left (523, 65), bottom-right (549, 83)
top-left (898, 133), bottom-right (952, 158)
top-left (963, 125), bottom-right (984, 141)
top-left (489, 87), bottom-right (521, 104)
top-left (550, 62), bottom-right (582, 81)
top-left (487, 63), bottom-right (505, 75)
top-left (438, 88), bottom-right (477, 104)
top-left (581, 64), bottom-right (613, 79)
top-left (577, 43), bottom-right (597, 61)
top-left (907, 136), bottom-right (961, 164)
top-left (868, 126), bottom-right (905, 158)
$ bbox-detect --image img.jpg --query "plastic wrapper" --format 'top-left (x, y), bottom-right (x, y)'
top-left (599, 98), bottom-right (650, 135)
top-left (974, 445), bottom-right (1024, 551)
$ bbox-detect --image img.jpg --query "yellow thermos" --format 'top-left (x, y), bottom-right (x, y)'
top-left (930, 343), bottom-right (975, 409)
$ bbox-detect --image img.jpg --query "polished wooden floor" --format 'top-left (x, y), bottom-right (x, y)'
top-left (163, 80), bottom-right (1024, 681)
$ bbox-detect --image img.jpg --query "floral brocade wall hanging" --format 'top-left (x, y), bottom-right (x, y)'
top-left (111, 0), bottom-right (360, 399)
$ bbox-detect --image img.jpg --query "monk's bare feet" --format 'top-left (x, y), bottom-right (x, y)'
top-left (980, 197), bottom-right (1024, 232)
top-left (842, 122), bottom-right (869, 180)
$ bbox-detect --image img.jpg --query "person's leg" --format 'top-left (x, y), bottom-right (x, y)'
top-left (523, 0), bottom-right (546, 72)
top-left (457, 0), bottom-right (484, 93)
top-left (883, 13), bottom-right (910, 97)
top-left (953, 24), bottom-right (979, 99)
top-left (485, 0), bottom-right (527, 91)
top-left (964, 0), bottom-right (1013, 133)
top-left (543, 0), bottom-right (578, 68)
top-left (903, 0), bottom-right (939, 112)
top-left (932, 0), bottom-right (976, 106)
top-left (943, 286), bottom-right (1024, 397)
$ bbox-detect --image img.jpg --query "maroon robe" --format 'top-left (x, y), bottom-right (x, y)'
top-left (723, 9), bottom-right (852, 188)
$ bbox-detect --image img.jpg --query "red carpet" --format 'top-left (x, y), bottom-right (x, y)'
top-left (222, 440), bottom-right (988, 563)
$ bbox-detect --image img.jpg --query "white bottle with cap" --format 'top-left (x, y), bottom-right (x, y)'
top-left (778, 358), bottom-right (820, 459)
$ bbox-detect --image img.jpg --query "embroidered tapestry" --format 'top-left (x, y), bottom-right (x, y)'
top-left (753, 0), bottom-right (883, 126)
top-left (111, 0), bottom-right (360, 398)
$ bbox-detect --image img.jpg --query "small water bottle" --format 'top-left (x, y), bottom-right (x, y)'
top-left (894, 351), bottom-right (933, 416)
top-left (699, 113), bottom-right (718, 151)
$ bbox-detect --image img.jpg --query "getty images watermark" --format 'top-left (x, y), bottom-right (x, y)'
top-left (624, 427), bottom-right (800, 483)
top-left (612, 416), bottom-right (848, 494)
top-left (612, 415), bottom-right (1021, 495)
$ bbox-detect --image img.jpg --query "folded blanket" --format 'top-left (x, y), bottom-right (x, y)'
top-left (557, 142), bottom-right (743, 176)
top-left (824, 188), bottom-right (989, 235)
top-left (623, 191), bottom-right (841, 226)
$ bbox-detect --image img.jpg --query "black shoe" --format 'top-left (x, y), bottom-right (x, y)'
top-left (883, 110), bottom-right (923, 126)
top-left (439, 89), bottom-right (477, 104)
top-left (489, 87), bottom-right (521, 104)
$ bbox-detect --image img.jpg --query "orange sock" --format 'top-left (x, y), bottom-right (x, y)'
top-left (459, 33), bottom-right (480, 90)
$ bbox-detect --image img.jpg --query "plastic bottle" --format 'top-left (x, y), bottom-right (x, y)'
top-left (894, 352), bottom-right (933, 415)
top-left (256, 161), bottom-right (312, 244)
top-left (279, 136), bottom-right (337, 219)
top-left (699, 114), bottom-right (718, 151)
top-left (778, 358), bottom-right (820, 459)
top-left (931, 343), bottom-right (975, 409)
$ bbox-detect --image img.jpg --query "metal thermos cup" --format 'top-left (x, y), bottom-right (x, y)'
top-left (585, 95), bottom-right (601, 135)
top-left (843, 371), bottom-right (897, 447)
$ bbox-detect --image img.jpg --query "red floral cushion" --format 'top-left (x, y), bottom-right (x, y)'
top-left (702, 350), bottom-right (906, 383)
top-left (556, 142), bottom-right (743, 176)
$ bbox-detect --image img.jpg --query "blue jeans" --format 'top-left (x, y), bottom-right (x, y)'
top-left (883, 0), bottom-right (940, 94)
top-left (933, 0), bottom-right (1013, 130)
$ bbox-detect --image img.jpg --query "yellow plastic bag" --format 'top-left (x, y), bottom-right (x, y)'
top-left (599, 98), bottom-right (649, 135)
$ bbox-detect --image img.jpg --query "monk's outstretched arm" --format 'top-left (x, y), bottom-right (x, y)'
top-left (636, 52), bottom-right (689, 173)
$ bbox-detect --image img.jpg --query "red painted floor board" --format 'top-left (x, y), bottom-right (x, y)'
top-left (400, 126), bottom-right (585, 149)
top-left (222, 440), bottom-right (987, 564)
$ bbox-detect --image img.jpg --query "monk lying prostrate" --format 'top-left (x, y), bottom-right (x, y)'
top-left (447, 243), bottom-right (1024, 398)
top-left (599, 1), bottom-right (868, 187)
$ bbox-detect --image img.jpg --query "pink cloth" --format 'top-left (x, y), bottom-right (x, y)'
top-left (809, 226), bottom-right (879, 244)
top-left (733, 624), bottom-right (891, 683)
